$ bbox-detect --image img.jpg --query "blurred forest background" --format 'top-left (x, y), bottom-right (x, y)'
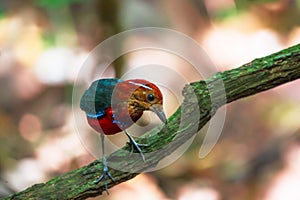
top-left (1, 0), bottom-right (300, 199)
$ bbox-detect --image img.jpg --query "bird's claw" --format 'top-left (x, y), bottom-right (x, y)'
top-left (124, 130), bottom-right (148, 162)
top-left (127, 140), bottom-right (149, 162)
top-left (94, 164), bottom-right (115, 194)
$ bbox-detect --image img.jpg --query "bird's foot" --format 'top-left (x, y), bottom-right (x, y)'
top-left (127, 140), bottom-right (149, 162)
top-left (125, 131), bottom-right (148, 162)
top-left (94, 163), bottom-right (115, 194)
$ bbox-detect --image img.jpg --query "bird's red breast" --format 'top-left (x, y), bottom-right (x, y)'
top-left (86, 106), bottom-right (143, 135)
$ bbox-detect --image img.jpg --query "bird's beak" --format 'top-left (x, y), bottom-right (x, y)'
top-left (150, 104), bottom-right (167, 124)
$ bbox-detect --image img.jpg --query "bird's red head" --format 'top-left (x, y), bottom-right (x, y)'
top-left (112, 79), bottom-right (167, 124)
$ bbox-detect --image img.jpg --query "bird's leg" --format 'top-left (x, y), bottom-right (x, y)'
top-left (94, 134), bottom-right (115, 194)
top-left (124, 130), bottom-right (148, 162)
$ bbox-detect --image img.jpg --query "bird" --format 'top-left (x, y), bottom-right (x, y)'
top-left (80, 78), bottom-right (167, 193)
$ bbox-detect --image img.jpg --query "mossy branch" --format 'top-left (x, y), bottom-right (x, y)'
top-left (4, 43), bottom-right (300, 200)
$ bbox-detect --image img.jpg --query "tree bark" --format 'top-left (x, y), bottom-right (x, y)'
top-left (4, 43), bottom-right (300, 200)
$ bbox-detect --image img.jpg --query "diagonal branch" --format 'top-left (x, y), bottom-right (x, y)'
top-left (4, 43), bottom-right (300, 200)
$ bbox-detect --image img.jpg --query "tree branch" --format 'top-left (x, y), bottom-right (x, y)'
top-left (4, 43), bottom-right (300, 200)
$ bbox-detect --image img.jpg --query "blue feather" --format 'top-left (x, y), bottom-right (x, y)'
top-left (86, 112), bottom-right (106, 119)
top-left (80, 78), bottom-right (123, 117)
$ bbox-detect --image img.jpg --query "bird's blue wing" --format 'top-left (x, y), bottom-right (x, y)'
top-left (80, 78), bottom-right (122, 118)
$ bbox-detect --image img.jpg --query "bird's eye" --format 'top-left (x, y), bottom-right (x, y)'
top-left (147, 93), bottom-right (155, 102)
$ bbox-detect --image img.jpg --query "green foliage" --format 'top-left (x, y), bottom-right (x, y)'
top-left (42, 32), bottom-right (56, 48)
top-left (0, 4), bottom-right (5, 20)
top-left (35, 0), bottom-right (86, 9)
top-left (297, 0), bottom-right (300, 8)
top-left (213, 8), bottom-right (240, 21)
top-left (235, 0), bottom-right (279, 9)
